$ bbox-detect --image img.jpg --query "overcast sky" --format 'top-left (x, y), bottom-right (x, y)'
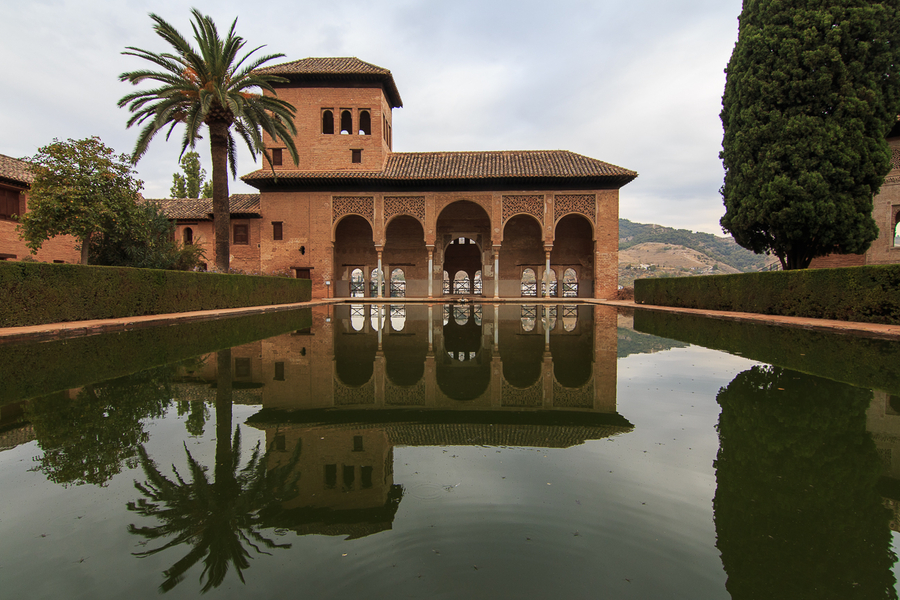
top-left (1, 0), bottom-right (743, 235)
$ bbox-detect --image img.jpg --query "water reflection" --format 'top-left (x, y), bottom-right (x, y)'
top-left (714, 365), bottom-right (897, 599)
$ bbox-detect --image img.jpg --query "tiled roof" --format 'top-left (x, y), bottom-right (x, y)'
top-left (242, 151), bottom-right (637, 186)
top-left (0, 154), bottom-right (33, 186)
top-left (151, 194), bottom-right (261, 220)
top-left (256, 57), bottom-right (403, 108)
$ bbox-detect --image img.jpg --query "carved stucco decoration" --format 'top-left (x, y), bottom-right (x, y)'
top-left (384, 196), bottom-right (426, 224)
top-left (554, 194), bottom-right (596, 224)
top-left (334, 376), bottom-right (375, 405)
top-left (501, 377), bottom-right (543, 407)
top-left (501, 195), bottom-right (544, 226)
top-left (552, 378), bottom-right (594, 408)
top-left (891, 147), bottom-right (900, 171)
top-left (333, 196), bottom-right (374, 225)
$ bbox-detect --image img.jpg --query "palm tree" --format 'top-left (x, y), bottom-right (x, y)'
top-left (118, 9), bottom-right (298, 271)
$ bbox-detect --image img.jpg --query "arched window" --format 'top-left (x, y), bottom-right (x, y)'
top-left (453, 305), bottom-right (471, 326)
top-left (322, 110), bottom-right (334, 134)
top-left (350, 268), bottom-right (365, 298)
top-left (521, 305), bottom-right (536, 331)
top-left (544, 306), bottom-right (557, 331)
top-left (562, 305), bottom-right (578, 332)
top-left (390, 304), bottom-right (406, 331)
top-left (443, 270), bottom-right (450, 295)
top-left (359, 110), bottom-right (371, 135)
top-left (370, 304), bottom-right (385, 331)
top-left (370, 267), bottom-right (384, 296)
top-left (894, 213), bottom-right (900, 247)
top-left (454, 271), bottom-right (471, 294)
top-left (350, 304), bottom-right (365, 331)
top-left (542, 268), bottom-right (557, 297)
top-left (340, 110), bottom-right (352, 134)
top-left (390, 268), bottom-right (406, 297)
top-left (473, 270), bottom-right (483, 295)
top-left (563, 268), bottom-right (578, 297)
top-left (521, 268), bottom-right (537, 297)
top-left (182, 227), bottom-right (193, 245)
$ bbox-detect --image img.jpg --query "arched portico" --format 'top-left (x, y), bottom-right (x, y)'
top-left (435, 201), bottom-right (492, 296)
top-left (334, 215), bottom-right (377, 298)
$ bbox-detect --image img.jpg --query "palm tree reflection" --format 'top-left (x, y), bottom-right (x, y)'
top-left (127, 349), bottom-right (301, 593)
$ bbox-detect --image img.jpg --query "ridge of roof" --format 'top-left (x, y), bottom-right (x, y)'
top-left (151, 194), bottom-right (260, 220)
top-left (0, 154), bottom-right (33, 186)
top-left (256, 57), bottom-right (403, 108)
top-left (241, 150), bottom-right (637, 184)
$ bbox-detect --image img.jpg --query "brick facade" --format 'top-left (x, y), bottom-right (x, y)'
top-left (161, 58), bottom-right (637, 298)
top-left (0, 155), bottom-right (80, 264)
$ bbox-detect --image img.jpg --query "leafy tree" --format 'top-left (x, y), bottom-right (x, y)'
top-left (119, 9), bottom-right (299, 272)
top-left (170, 151), bottom-right (213, 199)
top-left (89, 200), bottom-right (205, 270)
top-left (18, 137), bottom-right (144, 265)
top-left (720, 1), bottom-right (900, 269)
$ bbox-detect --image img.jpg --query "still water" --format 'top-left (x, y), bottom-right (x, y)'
top-left (1, 303), bottom-right (900, 599)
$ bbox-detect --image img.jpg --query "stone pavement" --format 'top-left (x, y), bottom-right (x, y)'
top-left (1, 297), bottom-right (898, 344)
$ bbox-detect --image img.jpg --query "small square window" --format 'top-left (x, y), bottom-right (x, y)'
top-left (273, 222), bottom-right (283, 241)
top-left (274, 361), bottom-right (285, 381)
top-left (233, 224), bottom-right (249, 245)
top-left (272, 148), bottom-right (283, 166)
top-left (351, 149), bottom-right (362, 163)
top-left (234, 357), bottom-right (251, 378)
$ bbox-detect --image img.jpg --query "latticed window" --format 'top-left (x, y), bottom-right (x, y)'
top-left (0, 188), bottom-right (21, 220)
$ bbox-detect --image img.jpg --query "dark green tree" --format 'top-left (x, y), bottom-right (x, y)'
top-left (119, 9), bottom-right (299, 272)
top-left (17, 137), bottom-right (144, 265)
top-left (170, 151), bottom-right (213, 199)
top-left (720, 1), bottom-right (900, 269)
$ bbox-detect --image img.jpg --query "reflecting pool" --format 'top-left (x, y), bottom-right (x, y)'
top-left (1, 303), bottom-right (900, 598)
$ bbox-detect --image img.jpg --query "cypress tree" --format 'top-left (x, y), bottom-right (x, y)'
top-left (720, 0), bottom-right (900, 270)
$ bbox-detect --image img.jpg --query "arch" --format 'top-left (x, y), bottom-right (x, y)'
top-left (437, 313), bottom-right (490, 400)
top-left (443, 237), bottom-right (481, 295)
top-left (473, 270), bottom-right (483, 295)
top-left (349, 303), bottom-right (365, 330)
top-left (453, 270), bottom-right (471, 294)
top-left (182, 227), bottom-right (193, 245)
top-left (383, 305), bottom-right (428, 386)
top-left (384, 215), bottom-right (426, 297)
top-left (334, 313), bottom-right (376, 387)
top-left (370, 268), bottom-right (384, 298)
top-left (562, 303), bottom-right (578, 331)
top-left (435, 202), bottom-right (492, 295)
top-left (369, 304), bottom-right (385, 331)
top-left (340, 110), bottom-right (352, 134)
top-left (542, 268), bottom-right (557, 297)
top-left (552, 214), bottom-right (593, 298)
top-left (334, 215), bottom-right (376, 298)
top-left (551, 305), bottom-right (592, 388)
top-left (498, 305), bottom-right (543, 389)
top-left (500, 214), bottom-right (544, 298)
top-left (389, 304), bottom-right (406, 331)
top-left (500, 212), bottom-right (543, 239)
top-left (359, 110), bottom-right (371, 135)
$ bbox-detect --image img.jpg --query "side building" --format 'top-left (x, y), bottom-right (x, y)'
top-left (158, 58), bottom-right (637, 299)
top-left (0, 154), bottom-right (79, 263)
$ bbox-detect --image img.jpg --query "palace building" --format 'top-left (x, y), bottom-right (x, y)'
top-left (159, 58), bottom-right (637, 299)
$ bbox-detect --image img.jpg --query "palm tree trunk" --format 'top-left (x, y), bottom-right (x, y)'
top-left (215, 349), bottom-right (234, 487)
top-left (80, 233), bottom-right (91, 265)
top-left (209, 122), bottom-right (230, 272)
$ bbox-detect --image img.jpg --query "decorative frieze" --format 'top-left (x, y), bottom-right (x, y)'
top-left (553, 378), bottom-right (594, 408)
top-left (502, 195), bottom-right (544, 225)
top-left (554, 194), bottom-right (596, 224)
top-left (333, 196), bottom-right (374, 224)
top-left (384, 196), bottom-right (426, 224)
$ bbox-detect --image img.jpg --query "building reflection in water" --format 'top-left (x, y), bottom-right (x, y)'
top-left (216, 303), bottom-right (632, 540)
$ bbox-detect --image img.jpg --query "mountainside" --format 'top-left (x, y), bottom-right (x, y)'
top-left (618, 219), bottom-right (774, 287)
top-left (619, 219), bottom-right (770, 272)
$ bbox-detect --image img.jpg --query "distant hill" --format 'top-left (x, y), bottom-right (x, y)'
top-left (619, 219), bottom-right (769, 273)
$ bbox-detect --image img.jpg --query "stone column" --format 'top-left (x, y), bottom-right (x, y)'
top-left (428, 305), bottom-right (434, 351)
top-left (543, 249), bottom-right (551, 298)
top-left (493, 248), bottom-right (500, 299)
top-left (427, 247), bottom-right (434, 298)
top-left (376, 250), bottom-right (383, 299)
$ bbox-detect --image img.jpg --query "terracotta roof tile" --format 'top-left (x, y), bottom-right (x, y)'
top-left (241, 151), bottom-right (637, 186)
top-left (150, 194), bottom-right (261, 220)
top-left (0, 154), bottom-right (33, 186)
top-left (256, 57), bottom-right (403, 108)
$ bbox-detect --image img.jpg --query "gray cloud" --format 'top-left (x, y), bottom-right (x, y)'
top-left (1, 0), bottom-right (743, 234)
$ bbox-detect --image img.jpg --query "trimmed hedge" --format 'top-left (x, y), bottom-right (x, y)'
top-left (634, 264), bottom-right (900, 324)
top-left (633, 309), bottom-right (900, 396)
top-left (0, 307), bottom-right (312, 405)
top-left (0, 261), bottom-right (311, 327)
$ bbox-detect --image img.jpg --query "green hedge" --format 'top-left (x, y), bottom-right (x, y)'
top-left (633, 309), bottom-right (900, 396)
top-left (0, 307), bottom-right (312, 405)
top-left (0, 262), bottom-right (311, 327)
top-left (634, 264), bottom-right (900, 324)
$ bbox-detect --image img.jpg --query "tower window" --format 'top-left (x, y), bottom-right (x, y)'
top-left (271, 148), bottom-right (282, 166)
top-left (340, 110), bottom-right (352, 134)
top-left (273, 222), bottom-right (283, 241)
top-left (351, 149), bottom-right (362, 163)
top-left (359, 110), bottom-right (371, 135)
top-left (322, 110), bottom-right (334, 134)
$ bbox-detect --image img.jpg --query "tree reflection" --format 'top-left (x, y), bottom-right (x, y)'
top-left (127, 349), bottom-right (301, 593)
top-left (27, 366), bottom-right (174, 487)
top-left (714, 365), bottom-right (896, 599)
